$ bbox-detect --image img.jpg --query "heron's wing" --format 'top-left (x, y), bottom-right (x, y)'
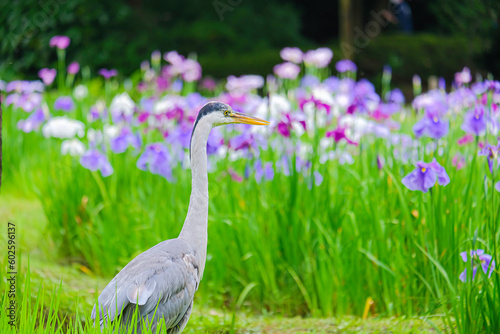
top-left (91, 239), bottom-right (200, 330)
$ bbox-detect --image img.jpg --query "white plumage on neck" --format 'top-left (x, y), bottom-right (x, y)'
top-left (178, 117), bottom-right (212, 279)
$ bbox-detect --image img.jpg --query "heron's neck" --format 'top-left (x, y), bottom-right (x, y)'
top-left (179, 119), bottom-right (211, 277)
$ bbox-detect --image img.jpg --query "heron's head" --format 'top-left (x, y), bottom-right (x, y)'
top-left (196, 101), bottom-right (270, 127)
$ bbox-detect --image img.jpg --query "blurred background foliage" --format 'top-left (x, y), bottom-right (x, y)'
top-left (0, 0), bottom-right (499, 83)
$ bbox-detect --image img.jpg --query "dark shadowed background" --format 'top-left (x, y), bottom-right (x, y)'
top-left (1, 0), bottom-right (499, 83)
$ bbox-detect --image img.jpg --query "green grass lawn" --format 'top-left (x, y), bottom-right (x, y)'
top-left (0, 191), bottom-right (442, 333)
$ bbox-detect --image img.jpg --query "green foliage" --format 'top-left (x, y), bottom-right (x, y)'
top-left (0, 0), bottom-right (305, 80)
top-left (428, 0), bottom-right (500, 37)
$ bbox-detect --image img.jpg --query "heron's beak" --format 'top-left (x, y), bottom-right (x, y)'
top-left (230, 112), bottom-right (270, 125)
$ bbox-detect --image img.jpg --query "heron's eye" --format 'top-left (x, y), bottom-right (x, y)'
top-left (224, 110), bottom-right (230, 116)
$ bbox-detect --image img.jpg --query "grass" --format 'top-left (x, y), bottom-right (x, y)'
top-left (0, 192), bottom-right (441, 333)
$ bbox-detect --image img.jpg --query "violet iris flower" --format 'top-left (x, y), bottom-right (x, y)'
top-left (80, 149), bottom-right (114, 177)
top-left (335, 59), bottom-right (357, 73)
top-left (280, 47), bottom-right (303, 64)
top-left (462, 105), bottom-right (487, 136)
top-left (166, 122), bottom-right (192, 150)
top-left (402, 159), bottom-right (450, 192)
top-left (54, 96), bottom-right (75, 112)
top-left (385, 88), bottom-right (405, 104)
top-left (299, 96), bottom-right (331, 114)
top-left (254, 160), bottom-right (274, 182)
top-left (273, 62), bottom-right (301, 80)
top-left (264, 162), bottom-right (274, 181)
top-left (314, 171), bottom-right (324, 186)
top-left (38, 68), bottom-right (57, 85)
top-left (303, 47), bottom-right (333, 68)
top-left (6, 80), bottom-right (44, 93)
top-left (67, 62), bottom-right (80, 74)
top-left (49, 35), bottom-right (70, 49)
top-left (109, 127), bottom-right (142, 153)
top-left (459, 249), bottom-right (495, 282)
top-left (226, 75), bottom-right (264, 94)
top-left (5, 93), bottom-right (42, 112)
top-left (181, 59), bottom-right (202, 82)
top-left (299, 75), bottom-right (320, 89)
top-left (99, 69), bottom-right (118, 79)
top-left (137, 143), bottom-right (173, 181)
top-left (229, 133), bottom-right (254, 151)
top-left (413, 111), bottom-right (449, 139)
top-left (455, 67), bottom-right (472, 86)
top-left (326, 126), bottom-right (357, 146)
top-left (17, 108), bottom-right (48, 133)
top-left (347, 79), bottom-right (380, 114)
top-left (479, 141), bottom-right (500, 174)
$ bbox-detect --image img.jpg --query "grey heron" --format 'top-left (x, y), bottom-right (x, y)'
top-left (91, 101), bottom-right (269, 333)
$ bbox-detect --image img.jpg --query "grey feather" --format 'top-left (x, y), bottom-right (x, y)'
top-left (91, 238), bottom-right (200, 333)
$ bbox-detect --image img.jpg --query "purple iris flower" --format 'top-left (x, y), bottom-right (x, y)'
top-left (80, 149), bottom-right (114, 177)
top-left (201, 78), bottom-right (217, 91)
top-left (5, 93), bottom-right (42, 112)
top-left (6, 80), bottom-right (44, 93)
top-left (479, 141), bottom-right (500, 174)
top-left (226, 75), bottom-right (264, 93)
top-left (347, 79), bottom-right (380, 114)
top-left (49, 35), bottom-right (70, 49)
top-left (438, 77), bottom-right (446, 90)
top-left (166, 122), bottom-right (192, 150)
top-left (303, 47), bottom-right (333, 68)
top-left (67, 61), bottom-right (80, 74)
top-left (413, 111), bottom-right (449, 139)
top-left (300, 75), bottom-right (320, 89)
top-left (264, 162), bottom-right (274, 181)
top-left (335, 59), bottom-right (357, 73)
top-left (38, 68), bottom-right (57, 85)
top-left (229, 133), bottom-right (254, 151)
top-left (455, 67), bottom-right (472, 86)
top-left (326, 126), bottom-right (357, 146)
top-left (314, 171), bottom-right (324, 186)
top-left (299, 96), bottom-right (331, 114)
top-left (254, 160), bottom-right (274, 182)
top-left (324, 76), bottom-right (340, 92)
top-left (109, 127), bottom-right (142, 153)
top-left (385, 88), bottom-right (405, 104)
top-left (207, 128), bottom-right (224, 155)
top-left (280, 47), bottom-right (303, 64)
top-left (137, 143), bottom-right (173, 181)
top-left (54, 96), bottom-right (75, 112)
top-left (459, 249), bottom-right (495, 282)
top-left (377, 155), bottom-right (385, 170)
top-left (17, 108), bottom-right (48, 133)
top-left (277, 155), bottom-right (290, 176)
top-left (88, 102), bottom-right (108, 122)
top-left (98, 68), bottom-right (118, 79)
top-left (273, 62), bottom-right (301, 80)
top-left (462, 105), bottom-right (487, 136)
top-left (402, 159), bottom-right (450, 193)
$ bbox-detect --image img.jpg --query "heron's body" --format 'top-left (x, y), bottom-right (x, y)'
top-left (91, 102), bottom-right (269, 333)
